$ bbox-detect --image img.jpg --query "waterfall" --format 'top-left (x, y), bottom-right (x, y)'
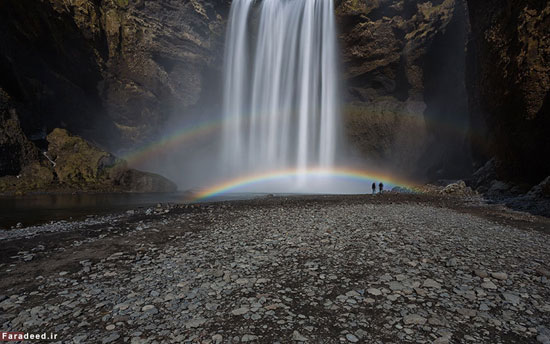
top-left (221, 0), bottom-right (341, 184)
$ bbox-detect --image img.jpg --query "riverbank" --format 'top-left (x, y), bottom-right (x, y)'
top-left (1, 194), bottom-right (549, 343)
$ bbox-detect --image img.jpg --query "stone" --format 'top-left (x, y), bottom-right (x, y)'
top-left (231, 307), bottom-right (249, 316)
top-left (474, 270), bottom-right (488, 278)
top-left (346, 334), bottom-right (359, 342)
top-left (403, 314), bottom-right (427, 325)
top-left (292, 331), bottom-right (308, 341)
top-left (186, 318), bottom-right (206, 328)
top-left (502, 293), bottom-right (520, 305)
top-left (102, 333), bottom-right (120, 344)
top-left (457, 308), bottom-right (477, 318)
top-left (491, 272), bottom-right (508, 280)
top-left (423, 279), bottom-right (442, 289)
top-left (242, 335), bottom-right (259, 342)
top-left (367, 288), bottom-right (382, 296)
top-left (481, 281), bottom-right (497, 290)
top-left (212, 334), bottom-right (223, 344)
top-left (141, 305), bottom-right (158, 314)
top-left (105, 324), bottom-right (115, 331)
top-left (446, 258), bottom-right (458, 267)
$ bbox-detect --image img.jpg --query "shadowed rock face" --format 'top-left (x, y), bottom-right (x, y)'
top-left (336, 0), bottom-right (472, 180)
top-left (0, 89), bottom-right (41, 177)
top-left (466, 0), bottom-right (550, 184)
top-left (0, 0), bottom-right (229, 148)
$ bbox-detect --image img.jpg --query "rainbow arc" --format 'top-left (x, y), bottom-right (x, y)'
top-left (192, 167), bottom-right (419, 200)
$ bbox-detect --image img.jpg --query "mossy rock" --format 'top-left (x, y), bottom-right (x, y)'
top-left (47, 128), bottom-right (117, 187)
top-left (45, 128), bottom-right (176, 192)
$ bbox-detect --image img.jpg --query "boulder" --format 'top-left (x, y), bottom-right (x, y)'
top-left (440, 180), bottom-right (476, 196)
top-left (46, 129), bottom-right (177, 193)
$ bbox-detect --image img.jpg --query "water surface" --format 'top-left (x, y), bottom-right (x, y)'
top-left (0, 192), bottom-right (276, 230)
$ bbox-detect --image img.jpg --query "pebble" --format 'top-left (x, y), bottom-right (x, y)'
top-left (346, 333), bottom-right (359, 342)
top-left (292, 331), bottom-right (308, 341)
top-left (102, 333), bottom-right (120, 344)
top-left (403, 314), bottom-right (427, 325)
top-left (481, 280), bottom-right (498, 290)
top-left (474, 270), bottom-right (489, 278)
top-left (491, 272), bottom-right (508, 280)
top-left (423, 279), bottom-right (442, 289)
top-left (232, 307), bottom-right (249, 316)
top-left (1, 199), bottom-right (548, 344)
top-left (367, 288), bottom-right (382, 296)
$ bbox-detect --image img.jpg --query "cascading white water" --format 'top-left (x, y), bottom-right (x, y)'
top-left (221, 0), bottom-right (341, 188)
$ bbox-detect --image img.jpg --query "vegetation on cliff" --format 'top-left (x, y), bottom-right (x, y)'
top-left (0, 127), bottom-right (177, 195)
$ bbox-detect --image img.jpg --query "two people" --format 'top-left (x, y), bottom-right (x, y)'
top-left (371, 182), bottom-right (384, 194)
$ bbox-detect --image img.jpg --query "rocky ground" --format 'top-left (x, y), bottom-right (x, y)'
top-left (1, 194), bottom-right (550, 344)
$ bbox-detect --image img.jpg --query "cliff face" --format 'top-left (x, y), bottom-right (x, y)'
top-left (0, 0), bottom-right (229, 147)
top-left (336, 0), bottom-right (472, 180)
top-left (466, 0), bottom-right (550, 184)
top-left (1, 0), bottom-right (548, 191)
top-left (0, 89), bottom-right (41, 177)
top-left (0, 126), bottom-right (177, 195)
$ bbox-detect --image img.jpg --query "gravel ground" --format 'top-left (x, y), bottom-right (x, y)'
top-left (1, 195), bottom-right (550, 344)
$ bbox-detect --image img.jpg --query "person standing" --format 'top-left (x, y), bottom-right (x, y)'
top-left (379, 182), bottom-right (384, 194)
top-left (372, 182), bottom-right (376, 194)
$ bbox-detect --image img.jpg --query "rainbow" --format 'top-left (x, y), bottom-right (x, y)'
top-left (121, 117), bottom-right (225, 166)
top-left (121, 109), bottom-right (484, 169)
top-left (192, 166), bottom-right (420, 200)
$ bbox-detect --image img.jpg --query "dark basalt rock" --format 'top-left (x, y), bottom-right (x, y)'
top-left (0, 89), bottom-right (43, 177)
top-left (0, 0), bottom-right (230, 148)
top-left (466, 0), bottom-right (550, 184)
top-left (336, 0), bottom-right (472, 180)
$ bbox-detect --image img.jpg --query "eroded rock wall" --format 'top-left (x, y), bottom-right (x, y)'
top-left (466, 0), bottom-right (550, 184)
top-left (336, 0), bottom-right (471, 180)
top-left (0, 0), bottom-right (229, 147)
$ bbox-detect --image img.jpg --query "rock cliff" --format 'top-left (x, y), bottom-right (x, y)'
top-left (0, 127), bottom-right (177, 195)
top-left (466, 0), bottom-right (550, 184)
top-left (0, 0), bottom-right (548, 192)
top-left (336, 0), bottom-right (472, 180)
top-left (0, 0), bottom-right (229, 147)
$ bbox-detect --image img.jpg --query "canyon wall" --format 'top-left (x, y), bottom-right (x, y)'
top-left (1, 0), bottom-right (548, 192)
top-left (466, 0), bottom-right (550, 185)
top-left (336, 0), bottom-right (471, 180)
top-left (0, 0), bottom-right (229, 148)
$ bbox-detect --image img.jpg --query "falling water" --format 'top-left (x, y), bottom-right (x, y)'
top-left (221, 0), bottom-right (341, 184)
